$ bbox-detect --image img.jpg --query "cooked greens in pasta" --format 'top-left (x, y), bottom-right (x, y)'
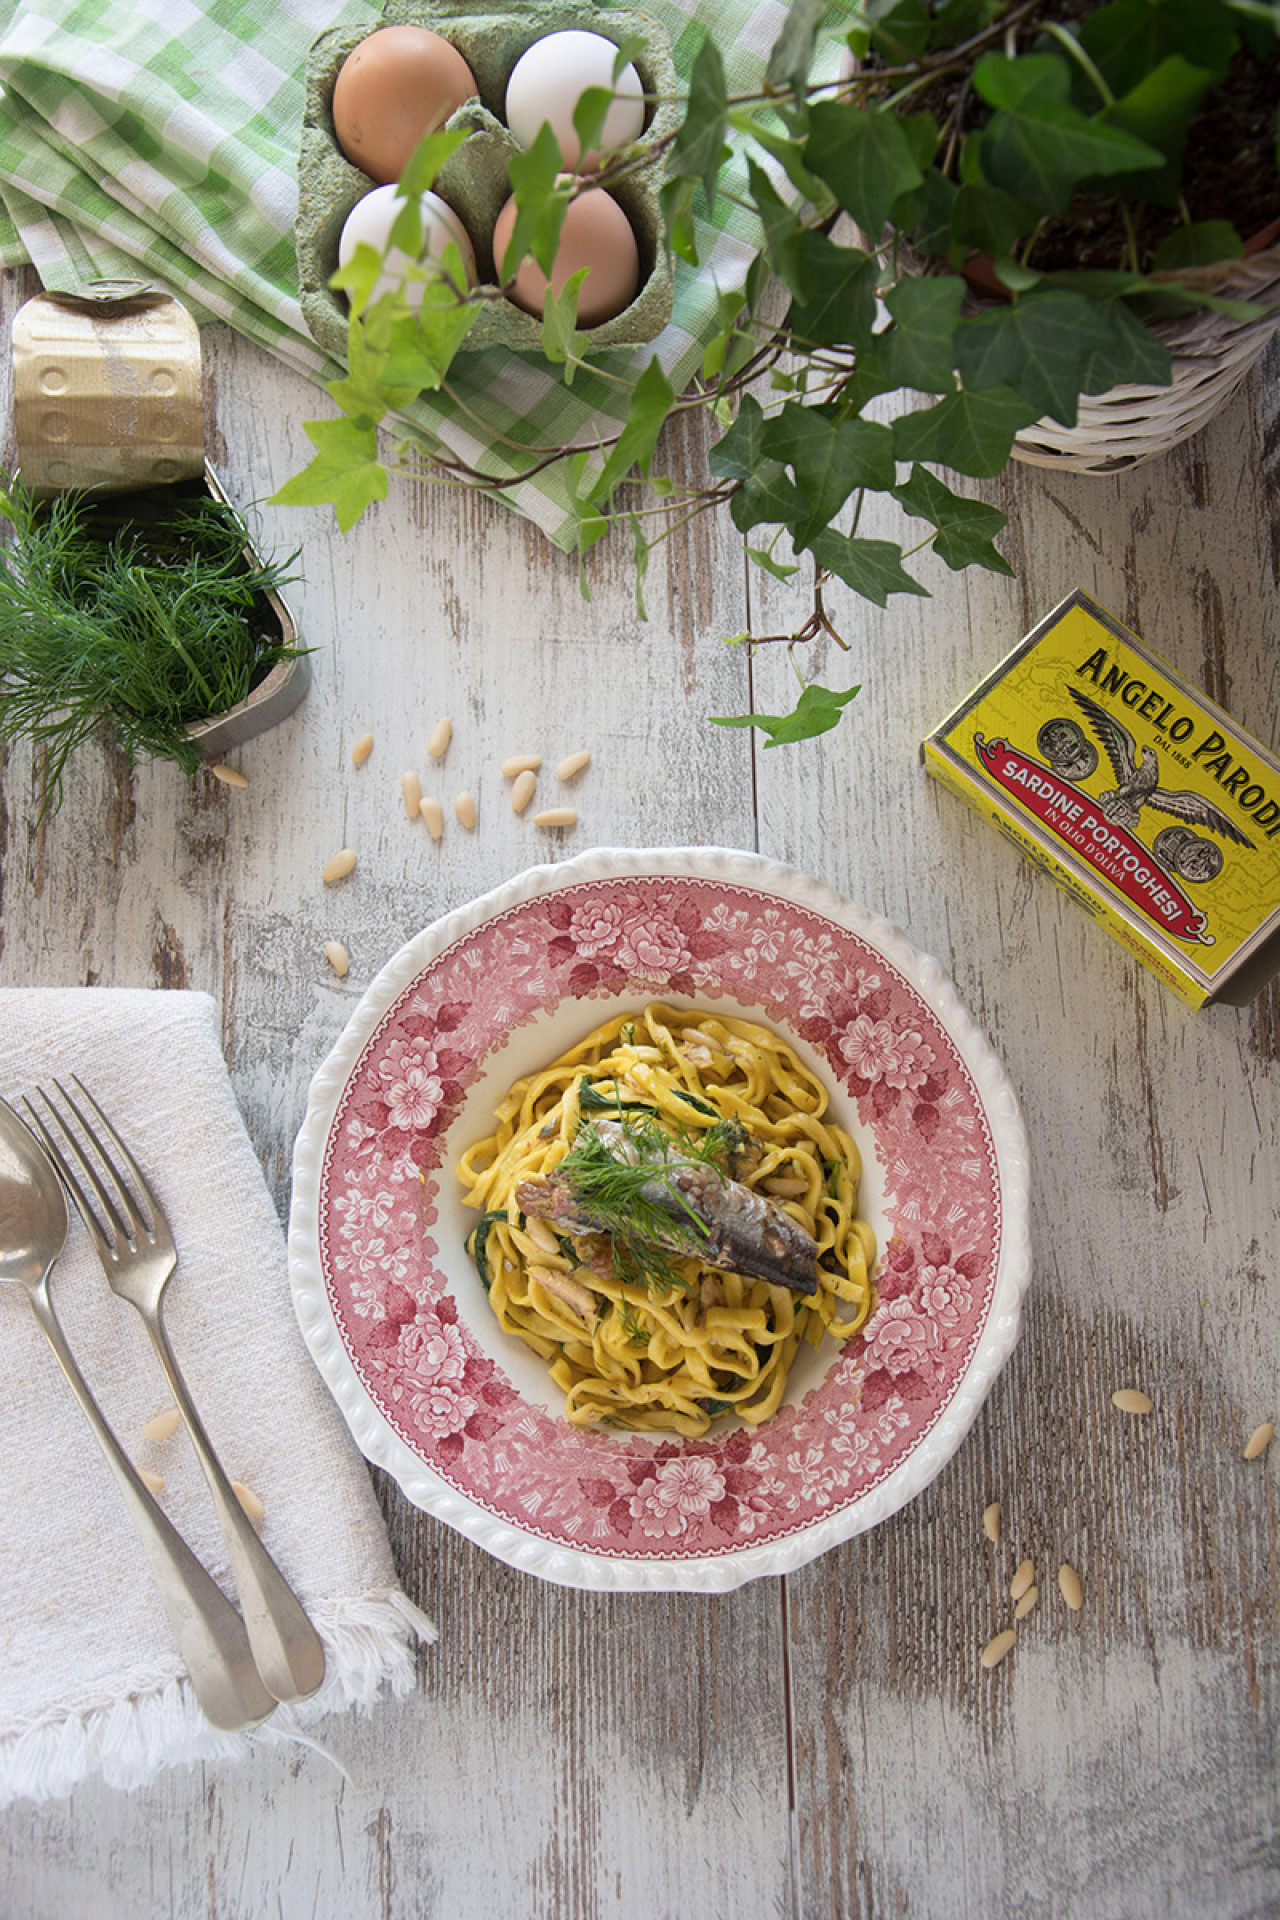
top-left (457, 1004), bottom-right (876, 1436)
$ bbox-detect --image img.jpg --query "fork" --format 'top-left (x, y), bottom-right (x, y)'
top-left (27, 1078), bottom-right (326, 1707)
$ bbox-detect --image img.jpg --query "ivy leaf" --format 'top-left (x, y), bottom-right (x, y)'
top-left (809, 529), bottom-right (931, 605)
top-left (589, 356), bottom-right (676, 504)
top-left (892, 464), bottom-right (1013, 573)
top-left (571, 85), bottom-right (618, 165)
top-left (974, 52), bottom-right (1164, 213)
top-left (805, 101), bottom-right (931, 239)
top-left (711, 682), bottom-right (861, 746)
top-left (501, 124), bottom-right (571, 279)
top-left (398, 126), bottom-right (469, 197)
top-left (761, 402), bottom-right (896, 548)
top-left (733, 114), bottom-right (832, 209)
top-left (539, 269), bottom-right (590, 380)
top-left (950, 179), bottom-right (1040, 256)
top-left (891, 387), bottom-right (1042, 475)
top-left (1102, 56), bottom-right (1220, 203)
top-left (708, 393), bottom-right (769, 480)
top-left (746, 158), bottom-right (811, 298)
top-left (1153, 221), bottom-right (1245, 270)
top-left (671, 33), bottom-right (729, 210)
top-left (746, 545), bottom-right (801, 582)
top-left (856, 276), bottom-right (966, 397)
top-left (728, 465), bottom-right (808, 535)
top-left (1079, 0), bottom-right (1239, 97)
top-left (954, 290), bottom-right (1123, 426)
top-left (631, 512), bottom-right (650, 621)
top-left (1076, 298), bottom-right (1172, 392)
top-left (378, 250), bottom-right (479, 390)
top-left (270, 417), bottom-right (387, 532)
top-left (862, 0), bottom-right (931, 63)
top-left (765, 0), bottom-right (829, 94)
top-left (786, 230), bottom-right (879, 350)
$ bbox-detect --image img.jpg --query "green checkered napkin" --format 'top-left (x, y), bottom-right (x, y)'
top-left (0, 0), bottom-right (842, 548)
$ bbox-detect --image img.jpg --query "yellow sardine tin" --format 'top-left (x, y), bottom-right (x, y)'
top-left (924, 590), bottom-right (1280, 1008)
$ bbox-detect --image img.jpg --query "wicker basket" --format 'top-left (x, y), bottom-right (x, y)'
top-left (1010, 238), bottom-right (1280, 475)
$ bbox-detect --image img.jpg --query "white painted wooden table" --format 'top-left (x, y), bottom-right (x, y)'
top-left (1, 275), bottom-right (1276, 1919)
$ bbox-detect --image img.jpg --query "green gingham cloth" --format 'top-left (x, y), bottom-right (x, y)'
top-left (0, 0), bottom-right (841, 548)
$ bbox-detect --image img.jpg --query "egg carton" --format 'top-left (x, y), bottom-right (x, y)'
top-left (295, 1), bottom-right (681, 357)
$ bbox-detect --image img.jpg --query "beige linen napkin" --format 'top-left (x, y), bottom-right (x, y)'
top-left (0, 988), bottom-right (435, 1809)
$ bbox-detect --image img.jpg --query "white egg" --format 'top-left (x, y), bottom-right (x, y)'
top-left (505, 30), bottom-right (645, 171)
top-left (337, 184), bottom-right (476, 307)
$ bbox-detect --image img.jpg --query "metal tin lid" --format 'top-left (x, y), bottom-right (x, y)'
top-left (12, 280), bottom-right (205, 497)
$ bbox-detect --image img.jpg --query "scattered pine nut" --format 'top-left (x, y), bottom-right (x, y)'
top-left (532, 807), bottom-right (577, 829)
top-left (138, 1467), bottom-right (166, 1495)
top-left (1244, 1421), bottom-right (1275, 1460)
top-left (142, 1408), bottom-right (181, 1443)
top-left (511, 768), bottom-right (537, 814)
top-left (981, 1627), bottom-right (1017, 1670)
top-left (555, 750), bottom-right (591, 781)
top-left (209, 762), bottom-right (248, 789)
top-left (324, 939), bottom-right (350, 978)
top-left (455, 791), bottom-right (477, 830)
top-left (501, 753), bottom-right (541, 778)
top-left (232, 1480), bottom-right (266, 1521)
top-left (983, 1502), bottom-right (1001, 1542)
top-left (427, 716), bottom-right (452, 760)
top-left (322, 848), bottom-right (356, 884)
top-left (1058, 1562), bottom-right (1084, 1611)
top-left (402, 770), bottom-right (422, 818)
top-left (351, 731), bottom-right (374, 767)
top-left (1010, 1558), bottom-right (1035, 1602)
top-left (1112, 1387), bottom-right (1153, 1415)
top-left (1014, 1584), bottom-right (1039, 1621)
top-left (421, 796), bottom-right (444, 841)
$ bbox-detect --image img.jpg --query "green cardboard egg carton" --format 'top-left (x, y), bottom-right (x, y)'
top-left (295, 1), bottom-right (680, 356)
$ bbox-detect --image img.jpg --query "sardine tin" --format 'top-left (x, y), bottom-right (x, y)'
top-left (923, 590), bottom-right (1280, 1008)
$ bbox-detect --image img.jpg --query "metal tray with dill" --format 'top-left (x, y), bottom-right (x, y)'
top-left (0, 466), bottom-right (307, 811)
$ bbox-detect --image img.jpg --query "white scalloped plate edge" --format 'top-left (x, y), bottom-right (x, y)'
top-left (288, 846), bottom-right (1033, 1591)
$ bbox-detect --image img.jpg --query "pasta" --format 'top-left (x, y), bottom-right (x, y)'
top-left (457, 1003), bottom-right (876, 1436)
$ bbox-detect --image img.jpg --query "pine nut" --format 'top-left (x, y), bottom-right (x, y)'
top-left (428, 716), bottom-right (452, 760)
top-left (322, 848), bottom-right (356, 884)
top-left (421, 797), bottom-right (444, 841)
top-left (511, 768), bottom-right (537, 813)
top-left (981, 1627), bottom-right (1017, 1670)
top-left (324, 939), bottom-right (350, 978)
top-left (351, 731), bottom-right (374, 767)
top-left (501, 753), bottom-right (541, 778)
top-left (142, 1408), bottom-right (181, 1443)
top-left (983, 1502), bottom-right (1001, 1542)
top-left (1112, 1387), bottom-right (1153, 1415)
top-left (402, 770), bottom-right (422, 818)
top-left (138, 1467), bottom-right (166, 1494)
top-left (532, 807), bottom-right (577, 829)
top-left (556, 750), bottom-right (591, 781)
top-left (1010, 1558), bottom-right (1034, 1601)
top-left (1058, 1562), bottom-right (1084, 1611)
top-left (1244, 1421), bottom-right (1275, 1460)
top-left (209, 762), bottom-right (248, 788)
top-left (232, 1479), bottom-right (265, 1521)
top-left (455, 791), bottom-right (477, 830)
top-left (1013, 1584), bottom-right (1039, 1621)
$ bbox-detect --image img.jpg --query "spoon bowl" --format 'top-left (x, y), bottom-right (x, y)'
top-left (0, 1096), bottom-right (68, 1290)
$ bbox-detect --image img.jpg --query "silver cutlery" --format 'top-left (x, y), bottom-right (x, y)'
top-left (27, 1078), bottom-right (326, 1706)
top-left (0, 1096), bottom-right (275, 1732)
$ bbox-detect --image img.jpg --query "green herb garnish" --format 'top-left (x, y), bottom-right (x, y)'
top-left (0, 473), bottom-right (303, 810)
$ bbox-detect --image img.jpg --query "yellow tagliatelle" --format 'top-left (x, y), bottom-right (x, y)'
top-left (456, 1003), bottom-right (876, 1437)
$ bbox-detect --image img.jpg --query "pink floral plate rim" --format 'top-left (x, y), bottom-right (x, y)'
top-left (289, 848), bottom-right (1032, 1592)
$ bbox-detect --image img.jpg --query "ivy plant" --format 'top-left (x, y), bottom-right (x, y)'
top-left (277, 0), bottom-right (1280, 741)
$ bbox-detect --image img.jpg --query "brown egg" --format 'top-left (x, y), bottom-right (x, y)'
top-left (492, 189), bottom-right (640, 328)
top-left (332, 26), bottom-right (477, 184)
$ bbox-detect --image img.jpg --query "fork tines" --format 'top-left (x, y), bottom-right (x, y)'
top-left (25, 1078), bottom-right (159, 1257)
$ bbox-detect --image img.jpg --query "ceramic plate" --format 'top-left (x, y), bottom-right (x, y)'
top-left (289, 847), bottom-right (1032, 1590)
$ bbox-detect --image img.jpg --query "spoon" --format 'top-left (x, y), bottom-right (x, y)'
top-left (0, 1097), bottom-right (275, 1732)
